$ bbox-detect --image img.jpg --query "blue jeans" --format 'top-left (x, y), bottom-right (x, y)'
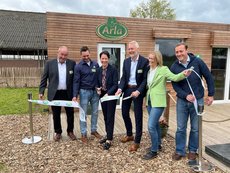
top-left (79, 89), bottom-right (99, 135)
top-left (147, 104), bottom-right (164, 152)
top-left (175, 97), bottom-right (204, 156)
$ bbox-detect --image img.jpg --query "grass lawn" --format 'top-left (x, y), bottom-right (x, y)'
top-left (0, 162), bottom-right (7, 172)
top-left (0, 88), bottom-right (47, 115)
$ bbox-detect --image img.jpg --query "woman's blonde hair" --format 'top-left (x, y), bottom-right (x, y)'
top-left (149, 51), bottom-right (163, 66)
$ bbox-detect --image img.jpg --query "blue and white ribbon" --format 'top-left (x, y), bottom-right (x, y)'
top-left (28, 100), bottom-right (86, 122)
top-left (186, 67), bottom-right (206, 115)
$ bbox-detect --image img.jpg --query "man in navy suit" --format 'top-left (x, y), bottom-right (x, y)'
top-left (115, 41), bottom-right (149, 152)
top-left (39, 46), bottom-right (77, 141)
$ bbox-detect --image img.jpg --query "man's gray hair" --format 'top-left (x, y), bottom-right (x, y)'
top-left (129, 41), bottom-right (139, 48)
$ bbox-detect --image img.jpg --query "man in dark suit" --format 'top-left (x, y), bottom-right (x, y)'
top-left (115, 41), bottom-right (149, 152)
top-left (39, 46), bottom-right (77, 141)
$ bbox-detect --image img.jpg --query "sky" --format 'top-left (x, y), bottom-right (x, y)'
top-left (0, 0), bottom-right (230, 24)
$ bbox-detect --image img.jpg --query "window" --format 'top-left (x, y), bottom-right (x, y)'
top-left (211, 48), bottom-right (228, 100)
top-left (155, 39), bottom-right (182, 68)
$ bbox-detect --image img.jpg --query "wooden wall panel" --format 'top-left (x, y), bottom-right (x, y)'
top-left (211, 31), bottom-right (230, 47)
top-left (153, 27), bottom-right (192, 38)
top-left (46, 12), bottom-right (230, 103)
top-left (47, 12), bottom-right (230, 63)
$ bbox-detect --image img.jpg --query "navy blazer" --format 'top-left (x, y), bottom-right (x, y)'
top-left (119, 55), bottom-right (148, 96)
top-left (39, 58), bottom-right (76, 101)
top-left (96, 64), bottom-right (118, 95)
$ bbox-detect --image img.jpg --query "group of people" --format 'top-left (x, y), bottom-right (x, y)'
top-left (39, 41), bottom-right (214, 161)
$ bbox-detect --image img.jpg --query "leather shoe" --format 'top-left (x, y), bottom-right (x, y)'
top-left (81, 135), bottom-right (87, 143)
top-left (91, 131), bottom-right (102, 139)
top-left (120, 135), bottom-right (134, 143)
top-left (188, 152), bottom-right (197, 160)
top-left (68, 132), bottom-right (77, 141)
top-left (143, 151), bottom-right (158, 160)
top-left (54, 133), bottom-right (62, 142)
top-left (128, 143), bottom-right (140, 152)
top-left (172, 153), bottom-right (183, 161)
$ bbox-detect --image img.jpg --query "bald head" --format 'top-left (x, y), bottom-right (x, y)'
top-left (57, 46), bottom-right (68, 63)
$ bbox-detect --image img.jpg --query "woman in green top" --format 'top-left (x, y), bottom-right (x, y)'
top-left (143, 51), bottom-right (191, 160)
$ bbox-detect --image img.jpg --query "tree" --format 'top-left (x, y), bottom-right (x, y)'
top-left (130, 0), bottom-right (176, 20)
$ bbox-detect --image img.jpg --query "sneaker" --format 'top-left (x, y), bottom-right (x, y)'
top-left (103, 141), bottom-right (111, 150)
top-left (91, 131), bottom-right (102, 139)
top-left (143, 151), bottom-right (158, 160)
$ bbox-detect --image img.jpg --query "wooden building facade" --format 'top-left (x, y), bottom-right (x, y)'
top-left (46, 12), bottom-right (230, 103)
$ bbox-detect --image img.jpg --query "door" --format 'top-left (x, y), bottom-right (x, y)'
top-left (97, 43), bottom-right (125, 108)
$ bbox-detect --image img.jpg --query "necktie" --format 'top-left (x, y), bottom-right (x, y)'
top-left (102, 68), bottom-right (107, 91)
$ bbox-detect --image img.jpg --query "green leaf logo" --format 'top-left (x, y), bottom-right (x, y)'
top-left (53, 101), bottom-right (60, 106)
top-left (96, 17), bottom-right (128, 40)
top-left (43, 100), bottom-right (49, 105)
top-left (66, 102), bottom-right (72, 107)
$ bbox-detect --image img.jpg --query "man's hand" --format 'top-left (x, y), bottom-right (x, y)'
top-left (72, 97), bottom-right (80, 102)
top-left (115, 89), bottom-right (122, 96)
top-left (39, 94), bottom-right (44, 100)
top-left (206, 96), bottom-right (213, 106)
top-left (159, 116), bottom-right (167, 124)
top-left (131, 90), bottom-right (140, 98)
top-left (96, 87), bottom-right (101, 95)
top-left (186, 94), bottom-right (195, 103)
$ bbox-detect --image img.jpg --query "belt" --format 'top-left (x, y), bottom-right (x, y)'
top-left (127, 84), bottom-right (137, 88)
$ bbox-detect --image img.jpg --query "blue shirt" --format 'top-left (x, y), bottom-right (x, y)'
top-left (73, 60), bottom-right (99, 97)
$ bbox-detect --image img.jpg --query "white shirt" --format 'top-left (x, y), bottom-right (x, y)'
top-left (57, 59), bottom-right (67, 90)
top-left (147, 66), bottom-right (158, 87)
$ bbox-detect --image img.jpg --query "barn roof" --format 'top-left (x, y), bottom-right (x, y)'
top-left (0, 10), bottom-right (47, 50)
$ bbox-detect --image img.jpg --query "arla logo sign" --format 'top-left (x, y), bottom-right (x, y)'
top-left (96, 17), bottom-right (128, 40)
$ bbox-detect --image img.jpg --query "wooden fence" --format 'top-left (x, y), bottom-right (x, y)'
top-left (0, 67), bottom-right (43, 87)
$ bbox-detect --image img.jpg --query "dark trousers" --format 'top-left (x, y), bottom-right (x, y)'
top-left (122, 88), bottom-right (143, 144)
top-left (100, 91), bottom-right (117, 140)
top-left (51, 90), bottom-right (74, 134)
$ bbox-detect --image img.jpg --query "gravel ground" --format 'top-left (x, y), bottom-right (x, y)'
top-left (0, 114), bottom-right (224, 173)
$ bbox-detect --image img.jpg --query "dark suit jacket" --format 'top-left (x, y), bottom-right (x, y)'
top-left (119, 55), bottom-right (148, 96)
top-left (39, 58), bottom-right (76, 101)
top-left (96, 64), bottom-right (118, 95)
